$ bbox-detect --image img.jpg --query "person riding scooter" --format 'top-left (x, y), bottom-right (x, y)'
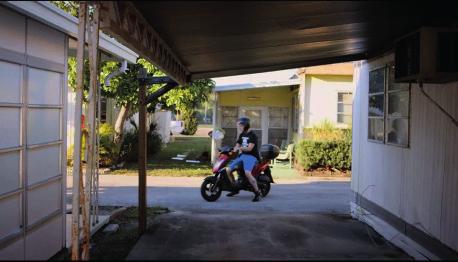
top-left (225, 117), bottom-right (262, 202)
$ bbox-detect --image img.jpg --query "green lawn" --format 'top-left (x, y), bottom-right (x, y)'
top-left (108, 136), bottom-right (307, 179)
top-left (110, 136), bottom-right (213, 177)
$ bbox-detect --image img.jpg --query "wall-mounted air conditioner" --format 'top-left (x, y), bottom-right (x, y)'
top-left (394, 27), bottom-right (458, 83)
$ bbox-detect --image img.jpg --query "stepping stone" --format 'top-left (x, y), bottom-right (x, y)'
top-left (103, 224), bottom-right (119, 233)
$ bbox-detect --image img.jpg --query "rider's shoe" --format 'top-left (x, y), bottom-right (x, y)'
top-left (226, 190), bottom-right (239, 197)
top-left (252, 191), bottom-right (261, 202)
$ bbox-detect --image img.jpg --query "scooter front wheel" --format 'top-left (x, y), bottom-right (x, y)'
top-left (201, 177), bottom-right (222, 202)
top-left (258, 181), bottom-right (271, 197)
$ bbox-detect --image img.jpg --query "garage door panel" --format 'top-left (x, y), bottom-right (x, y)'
top-left (27, 180), bottom-right (60, 226)
top-left (0, 108), bottom-right (21, 149)
top-left (26, 19), bottom-right (65, 65)
top-left (0, 237), bottom-right (24, 260)
top-left (27, 145), bottom-right (60, 186)
top-left (27, 108), bottom-right (60, 145)
top-left (0, 194), bottom-right (22, 240)
top-left (0, 61), bottom-right (22, 103)
top-left (27, 68), bottom-right (61, 105)
top-left (0, 6), bottom-right (26, 54)
top-left (25, 215), bottom-right (62, 260)
top-left (0, 151), bottom-right (21, 195)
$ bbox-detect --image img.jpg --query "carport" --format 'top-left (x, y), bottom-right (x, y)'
top-left (68, 1), bottom-right (457, 260)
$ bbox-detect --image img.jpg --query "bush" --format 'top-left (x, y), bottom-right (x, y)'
top-left (295, 139), bottom-right (352, 171)
top-left (303, 119), bottom-right (349, 141)
top-left (180, 109), bottom-right (198, 135)
top-left (99, 123), bottom-right (118, 167)
top-left (67, 124), bottom-right (119, 167)
top-left (119, 122), bottom-right (163, 163)
top-left (66, 132), bottom-right (86, 167)
top-left (295, 120), bottom-right (352, 171)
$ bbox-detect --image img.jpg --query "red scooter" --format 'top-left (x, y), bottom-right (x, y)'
top-left (200, 144), bottom-right (279, 202)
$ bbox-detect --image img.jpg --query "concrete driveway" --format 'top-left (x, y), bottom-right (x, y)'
top-left (67, 175), bottom-right (352, 214)
top-left (66, 175), bottom-right (411, 260)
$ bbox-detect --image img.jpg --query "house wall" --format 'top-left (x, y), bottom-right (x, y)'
top-left (218, 86), bottom-right (293, 107)
top-left (212, 86), bottom-right (294, 162)
top-left (0, 5), bottom-right (67, 259)
top-left (66, 93), bottom-right (118, 148)
top-left (305, 75), bottom-right (354, 128)
top-left (352, 53), bottom-right (458, 251)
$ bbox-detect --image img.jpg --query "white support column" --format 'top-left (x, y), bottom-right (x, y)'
top-left (211, 92), bottom-right (219, 163)
top-left (297, 73), bottom-right (307, 138)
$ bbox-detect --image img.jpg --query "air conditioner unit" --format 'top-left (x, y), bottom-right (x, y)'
top-left (394, 27), bottom-right (458, 83)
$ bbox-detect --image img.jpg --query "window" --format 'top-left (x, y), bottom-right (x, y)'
top-left (220, 106), bottom-right (238, 146)
top-left (268, 107), bottom-right (289, 147)
top-left (386, 64), bottom-right (410, 146)
top-left (368, 67), bottom-right (385, 142)
top-left (368, 64), bottom-right (410, 146)
top-left (337, 92), bottom-right (352, 125)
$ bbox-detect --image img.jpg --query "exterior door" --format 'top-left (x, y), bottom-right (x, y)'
top-left (238, 107), bottom-right (268, 145)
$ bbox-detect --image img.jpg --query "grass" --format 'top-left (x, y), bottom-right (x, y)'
top-left (50, 206), bottom-right (169, 261)
top-left (109, 136), bottom-right (213, 177)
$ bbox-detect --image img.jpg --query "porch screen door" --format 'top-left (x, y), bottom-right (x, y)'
top-left (239, 107), bottom-right (265, 145)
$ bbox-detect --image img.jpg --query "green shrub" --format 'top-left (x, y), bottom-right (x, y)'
top-left (119, 122), bottom-right (163, 163)
top-left (66, 134), bottom-right (86, 167)
top-left (180, 109), bottom-right (198, 135)
top-left (294, 139), bottom-right (352, 171)
top-left (99, 123), bottom-right (118, 167)
top-left (67, 124), bottom-right (121, 167)
top-left (303, 119), bottom-right (349, 141)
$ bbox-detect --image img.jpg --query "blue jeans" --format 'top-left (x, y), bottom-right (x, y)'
top-left (228, 154), bottom-right (258, 173)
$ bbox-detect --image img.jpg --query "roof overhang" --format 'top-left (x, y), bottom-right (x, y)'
top-left (97, 1), bottom-right (457, 85)
top-left (2, 1), bottom-right (139, 63)
top-left (215, 79), bottom-right (300, 92)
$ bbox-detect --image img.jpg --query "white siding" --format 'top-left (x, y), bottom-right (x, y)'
top-left (352, 54), bottom-right (458, 251)
top-left (305, 75), bottom-right (354, 128)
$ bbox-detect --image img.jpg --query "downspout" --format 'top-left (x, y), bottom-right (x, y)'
top-left (104, 60), bottom-right (128, 87)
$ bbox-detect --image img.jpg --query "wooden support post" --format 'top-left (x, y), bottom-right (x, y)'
top-left (138, 68), bottom-right (147, 235)
top-left (81, 2), bottom-right (100, 260)
top-left (71, 2), bottom-right (87, 261)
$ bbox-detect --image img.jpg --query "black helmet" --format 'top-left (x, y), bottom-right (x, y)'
top-left (238, 117), bottom-right (250, 130)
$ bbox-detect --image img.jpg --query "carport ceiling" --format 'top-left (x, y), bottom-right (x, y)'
top-left (100, 1), bottom-right (457, 83)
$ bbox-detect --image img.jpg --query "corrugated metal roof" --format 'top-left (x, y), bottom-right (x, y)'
top-left (213, 68), bottom-right (299, 92)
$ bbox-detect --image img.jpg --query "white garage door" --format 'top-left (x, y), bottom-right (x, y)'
top-left (0, 5), bottom-right (67, 260)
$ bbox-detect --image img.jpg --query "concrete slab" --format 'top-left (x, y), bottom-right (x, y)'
top-left (126, 210), bottom-right (413, 260)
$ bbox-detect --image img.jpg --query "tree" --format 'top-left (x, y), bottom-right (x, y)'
top-left (157, 79), bottom-right (215, 134)
top-left (99, 59), bottom-right (164, 144)
top-left (50, 1), bottom-right (78, 17)
top-left (53, 1), bottom-right (215, 139)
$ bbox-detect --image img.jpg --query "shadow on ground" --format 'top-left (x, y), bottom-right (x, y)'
top-left (126, 210), bottom-right (412, 260)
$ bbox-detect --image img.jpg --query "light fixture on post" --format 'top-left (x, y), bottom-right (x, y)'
top-left (247, 96), bottom-right (261, 101)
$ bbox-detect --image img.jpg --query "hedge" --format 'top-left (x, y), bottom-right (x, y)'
top-left (294, 139), bottom-right (351, 171)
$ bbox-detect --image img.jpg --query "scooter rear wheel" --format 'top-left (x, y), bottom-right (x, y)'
top-left (201, 177), bottom-right (222, 202)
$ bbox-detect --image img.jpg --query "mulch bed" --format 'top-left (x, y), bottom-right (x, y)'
top-left (50, 206), bottom-right (169, 261)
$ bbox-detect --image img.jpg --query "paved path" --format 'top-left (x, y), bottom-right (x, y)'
top-left (67, 175), bottom-right (352, 214)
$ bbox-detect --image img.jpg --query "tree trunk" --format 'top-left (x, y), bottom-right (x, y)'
top-left (114, 104), bottom-right (130, 144)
